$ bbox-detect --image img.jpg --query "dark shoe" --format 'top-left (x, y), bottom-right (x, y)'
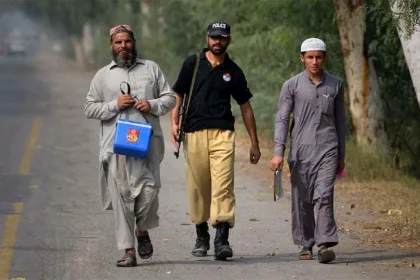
top-left (317, 245), bottom-right (336, 264)
top-left (214, 222), bottom-right (233, 261)
top-left (298, 247), bottom-right (313, 260)
top-left (192, 222), bottom-right (210, 257)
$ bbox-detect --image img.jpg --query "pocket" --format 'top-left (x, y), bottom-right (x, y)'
top-left (132, 79), bottom-right (155, 99)
top-left (321, 95), bottom-right (334, 115)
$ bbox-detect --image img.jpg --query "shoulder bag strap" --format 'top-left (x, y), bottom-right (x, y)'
top-left (182, 54), bottom-right (200, 126)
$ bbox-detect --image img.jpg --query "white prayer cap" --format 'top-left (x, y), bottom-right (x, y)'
top-left (300, 38), bottom-right (326, 52)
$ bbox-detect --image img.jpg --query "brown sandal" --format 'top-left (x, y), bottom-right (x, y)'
top-left (116, 252), bottom-right (137, 267)
top-left (298, 247), bottom-right (313, 260)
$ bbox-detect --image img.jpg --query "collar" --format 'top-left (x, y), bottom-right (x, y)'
top-left (303, 69), bottom-right (325, 84)
top-left (109, 58), bottom-right (144, 70)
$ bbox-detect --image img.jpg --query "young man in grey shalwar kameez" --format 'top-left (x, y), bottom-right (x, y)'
top-left (84, 24), bottom-right (176, 267)
top-left (270, 38), bottom-right (346, 264)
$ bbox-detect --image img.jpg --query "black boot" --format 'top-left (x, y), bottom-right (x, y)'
top-left (192, 222), bottom-right (210, 257)
top-left (214, 222), bottom-right (233, 260)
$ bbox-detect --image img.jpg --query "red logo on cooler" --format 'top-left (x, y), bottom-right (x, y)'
top-left (126, 128), bottom-right (139, 143)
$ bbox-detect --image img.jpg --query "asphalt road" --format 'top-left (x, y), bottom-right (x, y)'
top-left (0, 46), bottom-right (419, 280)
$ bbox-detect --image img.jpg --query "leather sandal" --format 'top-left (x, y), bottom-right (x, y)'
top-left (298, 247), bottom-right (313, 260)
top-left (137, 235), bottom-right (154, 259)
top-left (116, 252), bottom-right (137, 267)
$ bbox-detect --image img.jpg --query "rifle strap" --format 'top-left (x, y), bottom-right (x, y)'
top-left (182, 54), bottom-right (200, 129)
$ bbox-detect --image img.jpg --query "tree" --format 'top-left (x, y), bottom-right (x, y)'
top-left (365, 0), bottom-right (420, 172)
top-left (390, 0), bottom-right (420, 107)
top-left (15, 0), bottom-right (140, 67)
top-left (333, 0), bottom-right (388, 150)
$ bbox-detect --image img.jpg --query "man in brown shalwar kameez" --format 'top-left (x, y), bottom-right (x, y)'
top-left (84, 24), bottom-right (176, 267)
top-left (270, 38), bottom-right (346, 264)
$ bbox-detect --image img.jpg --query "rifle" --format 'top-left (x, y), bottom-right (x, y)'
top-left (173, 54), bottom-right (200, 159)
top-left (173, 95), bottom-right (187, 159)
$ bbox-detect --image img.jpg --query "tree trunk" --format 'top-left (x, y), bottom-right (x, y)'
top-left (140, 0), bottom-right (151, 39)
top-left (71, 36), bottom-right (84, 67)
top-left (391, 1), bottom-right (420, 108)
top-left (333, 0), bottom-right (388, 150)
top-left (81, 22), bottom-right (96, 69)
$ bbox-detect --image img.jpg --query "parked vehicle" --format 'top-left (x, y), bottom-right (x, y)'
top-left (7, 41), bottom-right (26, 56)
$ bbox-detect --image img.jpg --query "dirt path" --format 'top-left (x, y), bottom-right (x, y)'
top-left (2, 45), bottom-right (419, 280)
top-left (234, 134), bottom-right (420, 270)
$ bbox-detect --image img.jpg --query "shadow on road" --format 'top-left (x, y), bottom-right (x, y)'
top-left (334, 249), bottom-right (420, 265)
top-left (125, 249), bottom-right (420, 268)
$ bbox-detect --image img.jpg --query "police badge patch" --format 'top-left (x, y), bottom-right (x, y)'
top-left (223, 73), bottom-right (231, 82)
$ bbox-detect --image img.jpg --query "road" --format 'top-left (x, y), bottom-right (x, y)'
top-left (0, 45), bottom-right (419, 280)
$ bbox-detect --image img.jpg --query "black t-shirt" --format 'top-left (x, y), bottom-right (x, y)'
top-left (172, 48), bottom-right (253, 133)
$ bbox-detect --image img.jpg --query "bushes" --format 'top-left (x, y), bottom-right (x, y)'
top-left (47, 0), bottom-right (419, 179)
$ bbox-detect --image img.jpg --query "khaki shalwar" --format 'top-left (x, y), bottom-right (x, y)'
top-left (183, 128), bottom-right (236, 228)
top-left (172, 50), bottom-right (253, 229)
top-left (274, 70), bottom-right (345, 248)
top-left (84, 59), bottom-right (176, 250)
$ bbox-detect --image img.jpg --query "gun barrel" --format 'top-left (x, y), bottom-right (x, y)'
top-left (173, 94), bottom-right (188, 159)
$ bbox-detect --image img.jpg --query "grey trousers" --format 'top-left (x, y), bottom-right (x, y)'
top-left (291, 186), bottom-right (338, 248)
top-left (109, 182), bottom-right (160, 250)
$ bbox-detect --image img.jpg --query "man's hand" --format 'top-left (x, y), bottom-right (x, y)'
top-left (171, 124), bottom-right (179, 148)
top-left (270, 156), bottom-right (284, 171)
top-left (250, 144), bottom-right (261, 164)
top-left (117, 94), bottom-right (135, 110)
top-left (134, 99), bottom-right (151, 112)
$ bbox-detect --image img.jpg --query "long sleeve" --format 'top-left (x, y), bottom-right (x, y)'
top-left (148, 65), bottom-right (176, 116)
top-left (274, 81), bottom-right (294, 157)
top-left (84, 71), bottom-right (120, 120)
top-left (334, 82), bottom-right (346, 161)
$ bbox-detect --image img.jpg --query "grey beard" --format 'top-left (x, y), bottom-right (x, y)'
top-left (112, 49), bottom-right (137, 68)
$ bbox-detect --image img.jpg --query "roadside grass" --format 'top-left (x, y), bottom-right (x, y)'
top-left (234, 128), bottom-right (420, 250)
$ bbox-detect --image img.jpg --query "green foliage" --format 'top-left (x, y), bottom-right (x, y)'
top-left (2, 0), bottom-right (419, 178)
top-left (366, 0), bottom-right (420, 175)
top-left (92, 1), bottom-right (140, 66)
top-left (368, 0), bottom-right (419, 39)
top-left (346, 137), bottom-right (396, 181)
top-left (390, 0), bottom-right (420, 38)
top-left (142, 0), bottom-right (346, 135)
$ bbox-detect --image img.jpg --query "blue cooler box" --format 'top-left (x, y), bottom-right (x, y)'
top-left (113, 118), bottom-right (153, 158)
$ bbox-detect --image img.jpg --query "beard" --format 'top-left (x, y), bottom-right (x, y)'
top-left (112, 48), bottom-right (138, 68)
top-left (208, 42), bottom-right (228, 56)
